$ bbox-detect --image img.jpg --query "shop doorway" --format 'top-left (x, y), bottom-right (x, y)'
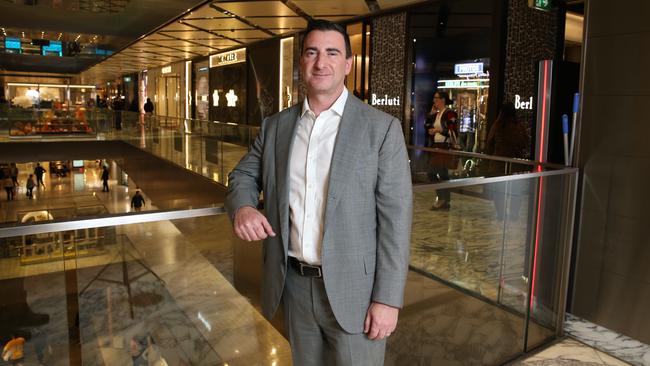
top-left (156, 75), bottom-right (180, 118)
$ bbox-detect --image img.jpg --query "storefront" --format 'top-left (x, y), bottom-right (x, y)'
top-left (144, 61), bottom-right (189, 119)
top-left (406, 0), bottom-right (496, 150)
top-left (5, 82), bottom-right (96, 109)
top-left (436, 61), bottom-right (490, 152)
top-left (193, 58), bottom-right (209, 120)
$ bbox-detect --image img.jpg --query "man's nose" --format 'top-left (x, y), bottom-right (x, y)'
top-left (314, 54), bottom-right (325, 69)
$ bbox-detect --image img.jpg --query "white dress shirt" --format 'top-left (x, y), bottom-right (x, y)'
top-left (288, 88), bottom-right (348, 265)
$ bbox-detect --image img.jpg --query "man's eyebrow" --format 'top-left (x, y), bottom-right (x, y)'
top-left (326, 48), bottom-right (341, 54)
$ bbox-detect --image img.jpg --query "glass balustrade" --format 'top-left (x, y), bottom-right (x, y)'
top-left (0, 108), bottom-right (578, 364)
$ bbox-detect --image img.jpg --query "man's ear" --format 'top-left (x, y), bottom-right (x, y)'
top-left (345, 57), bottom-right (352, 76)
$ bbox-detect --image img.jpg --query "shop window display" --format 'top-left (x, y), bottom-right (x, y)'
top-left (408, 0), bottom-right (494, 152)
top-left (6, 82), bottom-right (96, 137)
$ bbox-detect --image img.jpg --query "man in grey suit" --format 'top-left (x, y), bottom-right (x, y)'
top-left (226, 20), bottom-right (412, 365)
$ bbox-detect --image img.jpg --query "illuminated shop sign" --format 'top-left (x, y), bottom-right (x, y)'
top-left (371, 94), bottom-right (400, 106)
top-left (5, 37), bottom-right (21, 50)
top-left (438, 79), bottom-right (490, 89)
top-left (210, 48), bottom-right (246, 68)
top-left (161, 66), bottom-right (172, 74)
top-left (514, 94), bottom-right (534, 110)
top-left (454, 62), bottom-right (483, 75)
top-left (42, 41), bottom-right (62, 56)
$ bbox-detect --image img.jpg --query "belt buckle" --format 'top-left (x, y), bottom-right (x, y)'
top-left (299, 262), bottom-right (322, 277)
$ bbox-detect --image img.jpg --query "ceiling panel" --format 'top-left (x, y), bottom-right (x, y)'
top-left (180, 18), bottom-right (251, 30)
top-left (292, 0), bottom-right (370, 16)
top-left (145, 40), bottom-right (206, 47)
top-left (216, 1), bottom-right (298, 17)
top-left (199, 39), bottom-right (241, 48)
top-left (158, 30), bottom-right (219, 39)
top-left (245, 16), bottom-right (307, 29)
top-left (204, 29), bottom-right (271, 38)
top-left (160, 22), bottom-right (197, 32)
top-left (183, 5), bottom-right (222, 19)
top-left (376, 0), bottom-right (426, 10)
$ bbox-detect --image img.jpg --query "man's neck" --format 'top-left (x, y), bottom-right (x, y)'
top-left (307, 87), bottom-right (345, 117)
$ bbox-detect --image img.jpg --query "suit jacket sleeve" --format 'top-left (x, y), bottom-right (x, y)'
top-left (372, 117), bottom-right (413, 308)
top-left (225, 118), bottom-right (267, 221)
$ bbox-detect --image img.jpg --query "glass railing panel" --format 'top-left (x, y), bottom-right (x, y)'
top-left (0, 213), bottom-right (291, 365)
top-left (0, 232), bottom-right (71, 365)
top-left (409, 168), bottom-right (576, 362)
top-left (522, 171), bottom-right (576, 350)
top-left (408, 146), bottom-right (564, 186)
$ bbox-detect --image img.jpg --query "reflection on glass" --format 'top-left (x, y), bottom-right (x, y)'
top-left (280, 37), bottom-right (294, 110)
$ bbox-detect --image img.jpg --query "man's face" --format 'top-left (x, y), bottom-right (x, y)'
top-left (300, 30), bottom-right (352, 98)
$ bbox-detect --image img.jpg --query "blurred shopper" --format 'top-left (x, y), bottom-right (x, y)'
top-left (131, 190), bottom-right (146, 211)
top-left (143, 98), bottom-right (154, 114)
top-left (3, 172), bottom-right (14, 201)
top-left (26, 174), bottom-right (35, 199)
top-left (113, 96), bottom-right (125, 130)
top-left (425, 90), bottom-right (458, 210)
top-left (101, 166), bottom-right (110, 192)
top-left (34, 163), bottom-right (46, 189)
top-left (485, 102), bottom-right (528, 220)
top-left (9, 163), bottom-right (18, 186)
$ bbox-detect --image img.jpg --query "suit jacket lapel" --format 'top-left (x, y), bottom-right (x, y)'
top-left (323, 96), bottom-right (368, 230)
top-left (275, 105), bottom-right (300, 254)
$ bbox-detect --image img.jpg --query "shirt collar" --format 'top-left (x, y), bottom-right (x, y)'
top-left (301, 88), bottom-right (348, 118)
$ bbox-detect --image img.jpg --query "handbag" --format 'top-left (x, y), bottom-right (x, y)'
top-left (429, 130), bottom-right (461, 169)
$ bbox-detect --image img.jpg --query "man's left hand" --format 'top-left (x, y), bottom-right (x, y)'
top-left (364, 302), bottom-right (399, 340)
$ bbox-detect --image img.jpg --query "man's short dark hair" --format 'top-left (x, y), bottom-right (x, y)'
top-left (302, 19), bottom-right (352, 59)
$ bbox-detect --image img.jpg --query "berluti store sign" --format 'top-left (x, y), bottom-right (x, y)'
top-left (502, 0), bottom-right (558, 158)
top-left (370, 12), bottom-right (407, 121)
top-left (210, 48), bottom-right (246, 68)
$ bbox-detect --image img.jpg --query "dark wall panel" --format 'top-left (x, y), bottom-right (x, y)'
top-left (247, 38), bottom-right (280, 126)
top-left (571, 0), bottom-right (650, 345)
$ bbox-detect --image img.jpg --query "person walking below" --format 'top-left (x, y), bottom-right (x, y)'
top-left (34, 163), bottom-right (46, 189)
top-left (25, 174), bottom-right (35, 200)
top-left (131, 190), bottom-right (145, 211)
top-left (9, 163), bottom-right (19, 187)
top-left (3, 173), bottom-right (14, 201)
top-left (101, 166), bottom-right (110, 192)
top-left (143, 98), bottom-right (154, 114)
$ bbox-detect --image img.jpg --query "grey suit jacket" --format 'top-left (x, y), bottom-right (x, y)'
top-left (225, 94), bottom-right (413, 333)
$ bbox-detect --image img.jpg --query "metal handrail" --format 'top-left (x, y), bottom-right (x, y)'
top-left (407, 144), bottom-right (569, 170)
top-left (0, 206), bottom-right (225, 238)
top-left (412, 167), bottom-right (578, 191)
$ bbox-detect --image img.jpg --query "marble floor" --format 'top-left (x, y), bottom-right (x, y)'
top-left (565, 314), bottom-right (650, 366)
top-left (512, 338), bottom-right (631, 365)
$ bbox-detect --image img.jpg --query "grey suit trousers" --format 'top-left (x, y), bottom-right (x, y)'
top-left (283, 264), bottom-right (386, 366)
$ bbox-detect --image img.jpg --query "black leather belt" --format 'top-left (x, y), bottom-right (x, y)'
top-left (289, 257), bottom-right (322, 278)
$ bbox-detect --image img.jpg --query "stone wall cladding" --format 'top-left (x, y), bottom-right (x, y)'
top-left (370, 12), bottom-right (407, 121)
top-left (503, 0), bottom-right (558, 156)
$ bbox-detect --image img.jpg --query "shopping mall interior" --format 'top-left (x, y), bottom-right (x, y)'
top-left (1, 0), bottom-right (649, 365)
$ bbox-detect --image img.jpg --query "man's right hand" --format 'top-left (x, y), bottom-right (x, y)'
top-left (233, 206), bottom-right (276, 242)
